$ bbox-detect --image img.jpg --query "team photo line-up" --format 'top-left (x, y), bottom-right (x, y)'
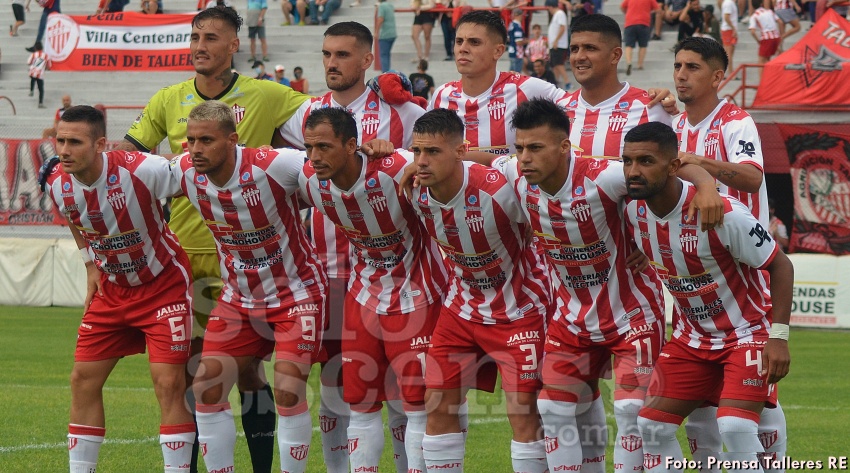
top-left (41, 4), bottom-right (794, 473)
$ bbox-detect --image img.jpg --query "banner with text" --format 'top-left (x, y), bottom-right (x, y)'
top-left (779, 123), bottom-right (850, 255)
top-left (0, 139), bottom-right (62, 226)
top-left (44, 11), bottom-right (194, 71)
top-left (789, 254), bottom-right (850, 328)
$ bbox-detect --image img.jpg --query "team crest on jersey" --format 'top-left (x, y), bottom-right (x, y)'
top-left (488, 99), bottom-right (507, 121)
top-left (368, 195), bottom-right (388, 212)
top-left (107, 190), bottom-right (126, 210)
top-left (231, 104), bottom-right (246, 124)
top-left (243, 186), bottom-right (261, 207)
top-left (465, 214), bottom-right (484, 232)
top-left (704, 137), bottom-right (720, 158)
top-left (679, 228), bottom-right (698, 253)
top-left (570, 199), bottom-right (591, 222)
top-left (609, 113), bottom-right (629, 133)
top-left (363, 115), bottom-right (381, 135)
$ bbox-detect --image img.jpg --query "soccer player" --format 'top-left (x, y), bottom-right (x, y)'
top-left (275, 21), bottom-right (427, 473)
top-left (298, 108), bottom-right (448, 473)
top-left (623, 121), bottom-right (793, 473)
top-left (410, 109), bottom-right (550, 473)
top-left (489, 99), bottom-right (721, 473)
top-left (171, 101), bottom-right (327, 473)
top-left (430, 10), bottom-right (569, 157)
top-left (118, 6), bottom-right (309, 472)
top-left (42, 105), bottom-right (195, 473)
top-left (672, 37), bottom-right (787, 468)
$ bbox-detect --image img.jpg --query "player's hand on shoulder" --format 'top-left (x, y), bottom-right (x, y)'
top-left (647, 88), bottom-right (679, 115)
top-left (762, 338), bottom-right (790, 385)
top-left (359, 139), bottom-right (395, 160)
top-left (689, 183), bottom-right (725, 232)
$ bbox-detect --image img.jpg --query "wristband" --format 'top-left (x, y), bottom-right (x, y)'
top-left (769, 323), bottom-right (790, 341)
top-left (79, 247), bottom-right (92, 264)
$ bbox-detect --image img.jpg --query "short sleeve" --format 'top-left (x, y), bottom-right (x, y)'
top-left (723, 116), bottom-right (764, 170)
top-left (268, 148), bottom-right (309, 193)
top-left (716, 198), bottom-right (777, 269)
top-left (278, 100), bottom-right (310, 149)
top-left (137, 153), bottom-right (182, 199)
top-left (125, 90), bottom-right (169, 153)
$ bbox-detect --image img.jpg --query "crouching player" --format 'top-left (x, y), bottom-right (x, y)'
top-left (622, 122), bottom-right (793, 473)
top-left (42, 105), bottom-right (195, 473)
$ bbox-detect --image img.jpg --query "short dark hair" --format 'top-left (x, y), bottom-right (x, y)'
top-left (60, 105), bottom-right (107, 140)
top-left (412, 109), bottom-right (465, 141)
top-left (455, 10), bottom-right (508, 45)
top-left (324, 21), bottom-right (373, 49)
top-left (511, 98), bottom-right (570, 136)
top-left (192, 5), bottom-right (242, 33)
top-left (304, 107), bottom-right (359, 145)
top-left (623, 122), bottom-right (679, 158)
top-left (674, 36), bottom-right (729, 72)
top-left (570, 14), bottom-right (623, 45)
top-left (418, 59), bottom-right (429, 71)
top-left (751, 0), bottom-right (763, 9)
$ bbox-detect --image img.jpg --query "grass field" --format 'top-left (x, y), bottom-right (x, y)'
top-left (1, 307), bottom-right (849, 472)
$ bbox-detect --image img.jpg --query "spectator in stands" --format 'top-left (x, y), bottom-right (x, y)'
top-left (653, 0), bottom-right (686, 40)
top-left (524, 23), bottom-right (548, 73)
top-left (507, 8), bottom-right (526, 72)
top-left (748, 0), bottom-right (781, 62)
top-left (25, 0), bottom-right (60, 53)
top-left (96, 0), bottom-right (129, 14)
top-left (290, 66), bottom-right (309, 92)
top-left (769, 198), bottom-right (790, 251)
top-left (43, 94), bottom-right (71, 138)
top-left (721, 0), bottom-right (738, 75)
top-left (246, 0), bottom-right (269, 62)
top-left (27, 41), bottom-right (50, 109)
top-left (622, 0), bottom-right (660, 74)
top-left (274, 64), bottom-right (291, 86)
top-left (437, 0), bottom-right (456, 61)
top-left (11, 0), bottom-right (25, 37)
top-left (376, 0), bottom-right (397, 71)
top-left (308, 0), bottom-right (341, 24)
top-left (412, 0), bottom-right (437, 62)
top-left (531, 58), bottom-right (558, 85)
top-left (252, 60), bottom-right (274, 80)
top-left (774, 0), bottom-right (801, 43)
top-left (702, 4), bottom-right (721, 42)
top-left (141, 0), bottom-right (160, 13)
top-left (409, 59), bottom-right (435, 99)
top-left (545, 0), bottom-right (571, 89)
top-left (281, 0), bottom-right (307, 25)
top-left (677, 0), bottom-right (704, 40)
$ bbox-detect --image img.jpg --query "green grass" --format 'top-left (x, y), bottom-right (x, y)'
top-left (1, 307), bottom-right (848, 471)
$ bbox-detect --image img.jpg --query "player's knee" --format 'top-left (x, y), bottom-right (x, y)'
top-left (273, 388), bottom-right (303, 408)
top-left (637, 409), bottom-right (682, 443)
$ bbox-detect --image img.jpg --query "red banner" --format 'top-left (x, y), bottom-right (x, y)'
top-left (44, 11), bottom-right (194, 72)
top-left (752, 10), bottom-right (850, 109)
top-left (0, 139), bottom-right (63, 226)
top-left (779, 124), bottom-right (850, 255)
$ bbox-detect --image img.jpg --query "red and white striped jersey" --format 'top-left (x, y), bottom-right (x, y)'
top-left (624, 184), bottom-right (778, 349)
top-left (171, 147), bottom-right (326, 309)
top-left (44, 151), bottom-right (187, 287)
top-left (674, 100), bottom-right (769, 225)
top-left (772, 0), bottom-right (793, 10)
top-left (27, 50), bottom-right (51, 79)
top-left (557, 83), bottom-right (672, 160)
top-left (300, 150), bottom-right (447, 315)
top-left (412, 162), bottom-right (551, 325)
top-left (430, 72), bottom-right (568, 156)
top-left (278, 89), bottom-right (426, 279)
top-left (749, 8), bottom-right (781, 40)
top-left (492, 155), bottom-right (665, 341)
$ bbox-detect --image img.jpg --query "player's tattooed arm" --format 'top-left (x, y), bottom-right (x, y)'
top-left (678, 151), bottom-right (763, 194)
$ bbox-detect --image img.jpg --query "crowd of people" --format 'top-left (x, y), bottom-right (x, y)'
top-left (37, 4), bottom-right (802, 473)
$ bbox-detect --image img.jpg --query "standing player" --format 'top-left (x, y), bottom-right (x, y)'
top-left (118, 6), bottom-right (309, 472)
top-left (622, 122), bottom-right (793, 473)
top-left (430, 10), bottom-right (568, 158)
top-left (672, 37), bottom-right (787, 468)
top-left (490, 99), bottom-right (721, 473)
top-left (42, 106), bottom-right (195, 473)
top-left (410, 109), bottom-right (550, 473)
top-left (298, 108), bottom-right (447, 473)
top-left (172, 101), bottom-right (326, 473)
top-left (276, 21), bottom-right (427, 473)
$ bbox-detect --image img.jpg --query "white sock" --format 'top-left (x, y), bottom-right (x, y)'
top-left (537, 397), bottom-right (583, 472)
top-left (68, 424), bottom-right (105, 473)
top-left (458, 400), bottom-right (469, 440)
top-left (422, 432), bottom-right (464, 472)
top-left (405, 410), bottom-right (427, 473)
top-left (685, 406), bottom-right (722, 473)
top-left (319, 385), bottom-right (350, 473)
top-left (387, 400), bottom-right (408, 473)
top-left (759, 403), bottom-right (787, 473)
top-left (195, 404), bottom-right (236, 473)
top-left (348, 410), bottom-right (384, 473)
top-left (637, 408), bottom-right (684, 472)
top-left (578, 396), bottom-right (607, 472)
top-left (160, 425), bottom-right (195, 473)
top-left (717, 410), bottom-right (765, 473)
top-left (613, 399), bottom-right (643, 473)
top-left (278, 407), bottom-right (312, 473)
top-left (510, 439), bottom-right (548, 473)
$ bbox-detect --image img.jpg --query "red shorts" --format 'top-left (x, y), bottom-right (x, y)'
top-left (647, 337), bottom-right (774, 406)
top-left (341, 297), bottom-right (441, 408)
top-left (202, 293), bottom-right (325, 365)
top-left (426, 310), bottom-right (543, 393)
top-left (76, 257), bottom-right (193, 364)
top-left (721, 29), bottom-right (738, 46)
top-left (541, 319), bottom-right (664, 399)
top-left (758, 37), bottom-right (781, 58)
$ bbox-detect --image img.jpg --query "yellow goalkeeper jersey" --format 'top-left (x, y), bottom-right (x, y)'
top-left (125, 74), bottom-right (309, 254)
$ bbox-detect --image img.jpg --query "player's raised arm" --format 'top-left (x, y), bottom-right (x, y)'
top-left (679, 150), bottom-right (763, 194)
top-left (677, 160), bottom-right (725, 230)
